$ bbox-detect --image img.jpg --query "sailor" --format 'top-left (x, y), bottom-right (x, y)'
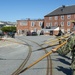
top-left (52, 24), bottom-right (75, 75)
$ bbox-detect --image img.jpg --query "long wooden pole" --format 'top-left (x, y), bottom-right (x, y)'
top-left (20, 41), bottom-right (67, 73)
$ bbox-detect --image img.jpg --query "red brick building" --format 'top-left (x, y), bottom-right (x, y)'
top-left (17, 19), bottom-right (44, 35)
top-left (17, 5), bottom-right (75, 35)
top-left (44, 5), bottom-right (75, 35)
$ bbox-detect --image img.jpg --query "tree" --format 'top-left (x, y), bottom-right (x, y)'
top-left (1, 26), bottom-right (16, 32)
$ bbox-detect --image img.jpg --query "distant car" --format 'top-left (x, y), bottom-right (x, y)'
top-left (0, 32), bottom-right (4, 38)
top-left (40, 30), bottom-right (44, 35)
top-left (32, 32), bottom-right (37, 36)
top-left (7, 32), bottom-right (15, 38)
top-left (55, 30), bottom-right (64, 37)
top-left (26, 31), bottom-right (31, 36)
top-left (50, 31), bottom-right (53, 35)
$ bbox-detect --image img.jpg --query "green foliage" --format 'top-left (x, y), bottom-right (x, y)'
top-left (1, 26), bottom-right (16, 32)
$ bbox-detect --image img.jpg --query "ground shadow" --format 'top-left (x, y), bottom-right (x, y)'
top-left (57, 58), bottom-right (71, 65)
top-left (33, 44), bottom-right (59, 52)
top-left (59, 54), bottom-right (71, 60)
top-left (56, 66), bottom-right (72, 75)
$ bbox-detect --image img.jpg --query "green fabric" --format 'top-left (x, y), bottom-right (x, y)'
top-left (57, 35), bottom-right (75, 54)
top-left (57, 43), bottom-right (70, 55)
top-left (57, 34), bottom-right (75, 70)
top-left (72, 70), bottom-right (75, 75)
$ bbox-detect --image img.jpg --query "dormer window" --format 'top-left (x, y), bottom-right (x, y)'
top-left (61, 9), bottom-right (63, 12)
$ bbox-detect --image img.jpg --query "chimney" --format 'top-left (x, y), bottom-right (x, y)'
top-left (61, 5), bottom-right (65, 12)
top-left (62, 5), bottom-right (65, 8)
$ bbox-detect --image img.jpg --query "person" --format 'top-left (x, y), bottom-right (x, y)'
top-left (12, 32), bottom-right (15, 38)
top-left (55, 29), bottom-right (64, 44)
top-left (55, 29), bottom-right (64, 37)
top-left (55, 25), bottom-right (64, 37)
top-left (52, 30), bottom-right (75, 75)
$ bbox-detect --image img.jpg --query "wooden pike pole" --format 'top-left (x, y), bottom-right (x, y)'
top-left (20, 41), bottom-right (67, 74)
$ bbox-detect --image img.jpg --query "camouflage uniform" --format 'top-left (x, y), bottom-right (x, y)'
top-left (57, 34), bottom-right (75, 75)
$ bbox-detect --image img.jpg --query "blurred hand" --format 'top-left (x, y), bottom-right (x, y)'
top-left (52, 49), bottom-right (57, 53)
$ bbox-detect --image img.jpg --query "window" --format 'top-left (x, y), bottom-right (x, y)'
top-left (20, 21), bottom-right (27, 26)
top-left (61, 15), bottom-right (64, 20)
top-left (46, 23), bottom-right (51, 29)
top-left (61, 22), bottom-right (64, 26)
top-left (67, 29), bottom-right (70, 33)
top-left (31, 22), bottom-right (35, 27)
top-left (19, 29), bottom-right (22, 34)
top-left (67, 21), bottom-right (70, 26)
top-left (54, 22), bottom-right (58, 26)
top-left (46, 23), bottom-right (50, 26)
top-left (50, 22), bottom-right (52, 26)
top-left (55, 16), bottom-right (58, 20)
top-left (67, 15), bottom-right (71, 19)
top-left (39, 22), bottom-right (43, 27)
top-left (49, 17), bottom-right (52, 20)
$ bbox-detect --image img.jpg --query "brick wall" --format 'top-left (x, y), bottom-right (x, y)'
top-left (44, 14), bottom-right (75, 35)
top-left (17, 19), bottom-right (44, 35)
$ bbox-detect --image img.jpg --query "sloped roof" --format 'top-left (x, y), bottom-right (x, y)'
top-left (45, 5), bottom-right (75, 17)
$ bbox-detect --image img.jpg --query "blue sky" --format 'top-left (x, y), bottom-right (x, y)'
top-left (0, 0), bottom-right (75, 22)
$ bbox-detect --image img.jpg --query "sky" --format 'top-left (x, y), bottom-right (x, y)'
top-left (0, 0), bottom-right (75, 22)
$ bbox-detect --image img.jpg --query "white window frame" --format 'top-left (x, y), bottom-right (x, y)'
top-left (46, 23), bottom-right (51, 29)
top-left (50, 22), bottom-right (52, 26)
top-left (67, 21), bottom-right (71, 26)
top-left (46, 23), bottom-right (50, 27)
top-left (31, 22), bottom-right (35, 27)
top-left (55, 16), bottom-right (58, 20)
top-left (67, 15), bottom-right (71, 19)
top-left (49, 17), bottom-right (52, 20)
top-left (20, 21), bottom-right (27, 26)
top-left (61, 15), bottom-right (64, 20)
top-left (39, 22), bottom-right (43, 27)
top-left (61, 22), bottom-right (64, 26)
top-left (19, 29), bottom-right (22, 34)
top-left (67, 29), bottom-right (70, 33)
top-left (54, 22), bottom-right (58, 26)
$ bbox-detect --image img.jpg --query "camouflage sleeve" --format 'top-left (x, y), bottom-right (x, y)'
top-left (56, 35), bottom-right (75, 55)
top-left (57, 42), bottom-right (70, 55)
